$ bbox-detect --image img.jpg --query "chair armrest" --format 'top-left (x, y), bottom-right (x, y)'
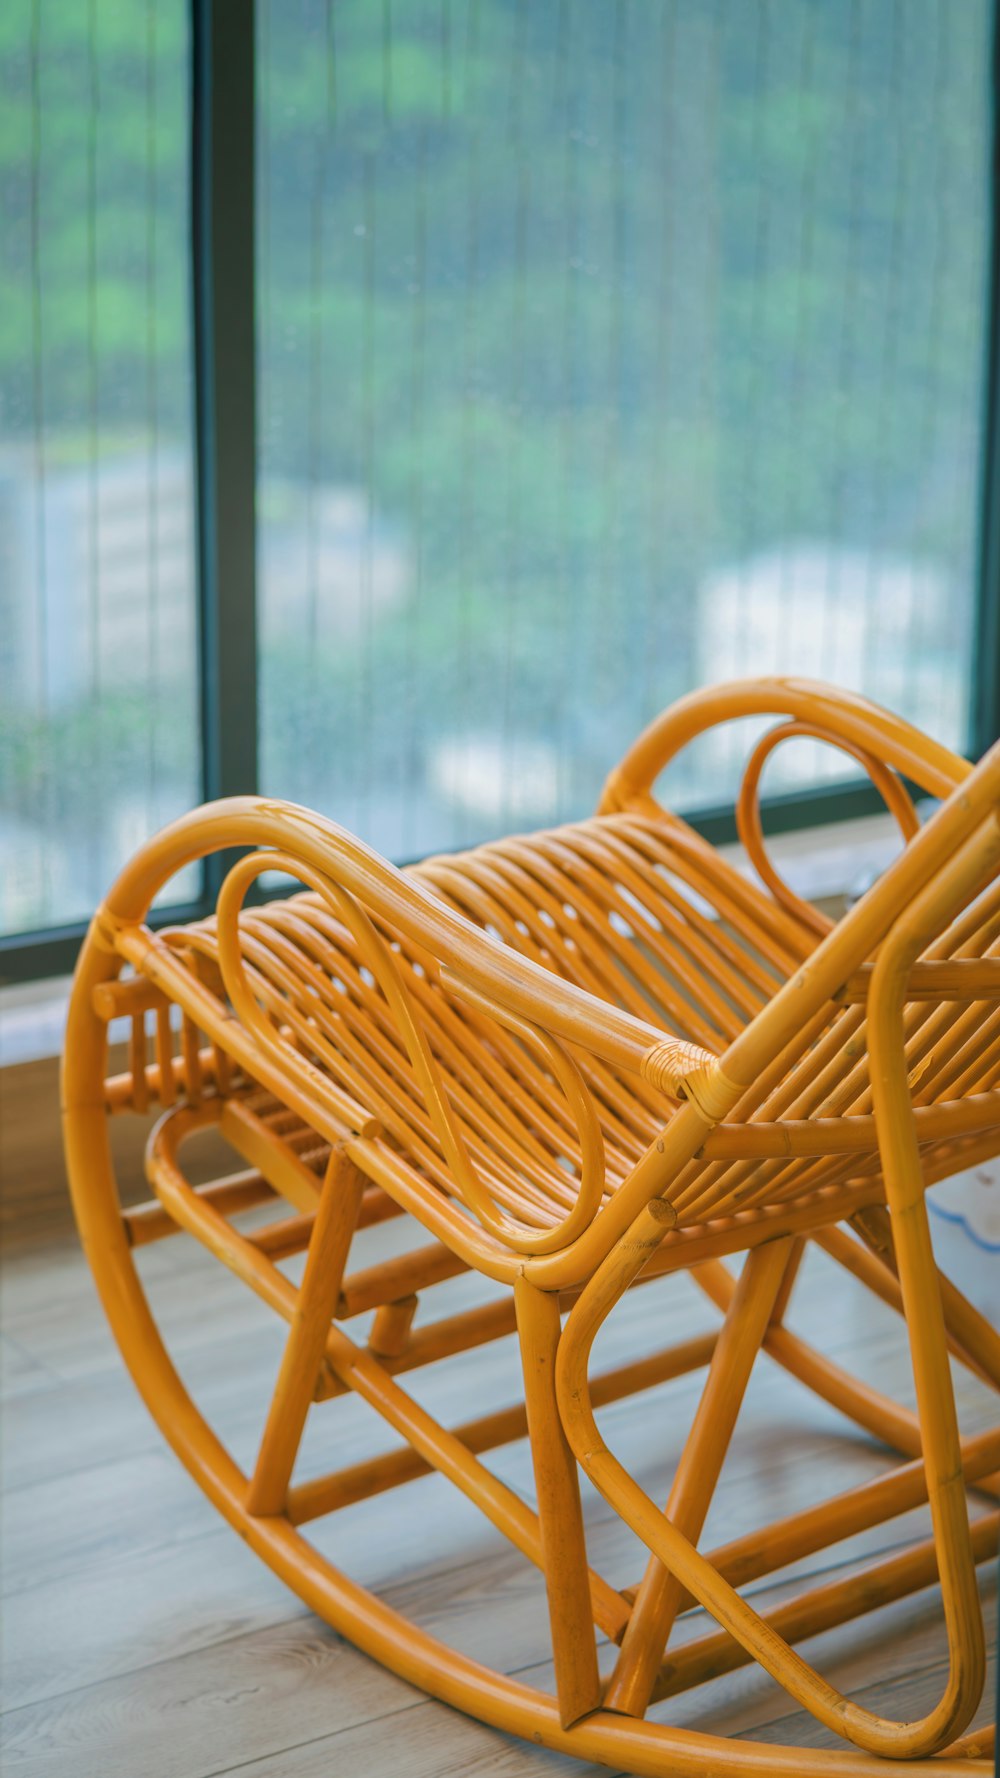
top-left (600, 676), bottom-right (970, 815)
top-left (95, 794), bottom-right (715, 1106)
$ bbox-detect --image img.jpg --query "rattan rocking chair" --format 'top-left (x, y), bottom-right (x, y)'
top-left (63, 678), bottom-right (999, 1775)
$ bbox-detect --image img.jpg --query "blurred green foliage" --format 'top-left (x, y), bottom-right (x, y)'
top-left (0, 0), bottom-right (991, 901)
top-left (255, 0), bottom-right (989, 809)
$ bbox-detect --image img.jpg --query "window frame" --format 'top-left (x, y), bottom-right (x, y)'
top-left (1, 0), bottom-right (998, 988)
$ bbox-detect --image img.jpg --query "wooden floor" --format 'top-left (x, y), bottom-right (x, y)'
top-left (1, 1153), bottom-right (997, 1777)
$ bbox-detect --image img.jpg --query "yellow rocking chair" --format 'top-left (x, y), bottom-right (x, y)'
top-left (62, 678), bottom-right (1000, 1774)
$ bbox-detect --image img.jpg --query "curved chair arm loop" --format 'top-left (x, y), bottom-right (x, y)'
top-left (600, 676), bottom-right (969, 816)
top-left (735, 718), bottom-right (921, 937)
top-left (216, 850), bottom-right (606, 1256)
top-left (98, 795), bottom-right (714, 1109)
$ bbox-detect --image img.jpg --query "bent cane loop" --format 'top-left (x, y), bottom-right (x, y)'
top-left (246, 1145), bottom-right (368, 1516)
top-left (606, 1234), bottom-right (796, 1717)
top-left (865, 814), bottom-right (1000, 1749)
top-left (555, 1184), bottom-right (993, 1758)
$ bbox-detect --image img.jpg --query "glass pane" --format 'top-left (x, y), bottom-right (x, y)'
top-left (257, 0), bottom-right (989, 856)
top-left (0, 1), bottom-right (199, 937)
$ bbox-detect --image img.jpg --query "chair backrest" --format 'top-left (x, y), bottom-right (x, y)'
top-left (700, 731), bottom-right (1000, 1118)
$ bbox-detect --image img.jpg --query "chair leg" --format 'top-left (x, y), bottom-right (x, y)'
top-left (863, 821), bottom-right (998, 1746)
top-left (605, 1235), bottom-right (796, 1718)
top-left (851, 1204), bottom-right (1000, 1390)
top-left (245, 1146), bottom-right (367, 1517)
top-left (768, 1233), bottom-right (806, 1325)
top-left (515, 1275), bottom-right (602, 1729)
top-left (694, 1257), bottom-right (929, 1458)
top-left (875, 1184), bottom-right (987, 1728)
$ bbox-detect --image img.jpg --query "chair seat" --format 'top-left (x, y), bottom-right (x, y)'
top-left (157, 807), bottom-right (1000, 1247)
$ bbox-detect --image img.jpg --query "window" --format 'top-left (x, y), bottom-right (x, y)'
top-left (257, 0), bottom-right (992, 855)
top-left (1, 0), bottom-right (997, 978)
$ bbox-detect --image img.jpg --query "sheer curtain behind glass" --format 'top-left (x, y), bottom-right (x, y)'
top-left (0, 1), bottom-right (199, 937)
top-left (257, 0), bottom-right (990, 859)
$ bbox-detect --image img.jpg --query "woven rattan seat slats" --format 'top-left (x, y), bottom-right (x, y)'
top-left (153, 827), bottom-right (1000, 1240)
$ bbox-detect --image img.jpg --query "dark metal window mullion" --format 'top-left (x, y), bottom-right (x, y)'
top-left (191, 0), bottom-right (258, 907)
top-left (0, 2), bottom-right (258, 987)
top-left (973, 0), bottom-right (1000, 760)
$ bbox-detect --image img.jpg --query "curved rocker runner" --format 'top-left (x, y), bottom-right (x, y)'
top-left (62, 677), bottom-right (1000, 1774)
